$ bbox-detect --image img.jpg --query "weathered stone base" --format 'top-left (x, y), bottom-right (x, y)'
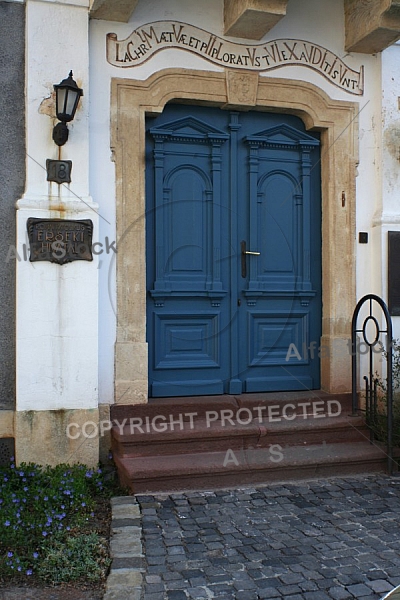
top-left (320, 335), bottom-right (352, 394)
top-left (15, 408), bottom-right (99, 467)
top-left (99, 403), bottom-right (113, 465)
top-left (115, 342), bottom-right (148, 405)
top-left (0, 410), bottom-right (14, 438)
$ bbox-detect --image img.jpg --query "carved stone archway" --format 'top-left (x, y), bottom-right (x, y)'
top-left (111, 69), bottom-right (359, 404)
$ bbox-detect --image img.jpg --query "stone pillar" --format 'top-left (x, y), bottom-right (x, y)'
top-left (375, 44), bottom-right (400, 340)
top-left (15, 0), bottom-right (98, 466)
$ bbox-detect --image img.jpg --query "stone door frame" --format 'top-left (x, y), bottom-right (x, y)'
top-left (111, 68), bottom-right (359, 404)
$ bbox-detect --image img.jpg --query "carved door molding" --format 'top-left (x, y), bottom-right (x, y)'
top-left (111, 69), bottom-right (359, 403)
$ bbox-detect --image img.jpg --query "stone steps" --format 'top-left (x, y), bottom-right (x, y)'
top-left (113, 442), bottom-right (388, 494)
top-left (111, 392), bottom-right (390, 493)
top-left (112, 414), bottom-right (369, 457)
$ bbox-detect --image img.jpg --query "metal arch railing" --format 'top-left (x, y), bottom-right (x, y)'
top-left (351, 294), bottom-right (394, 475)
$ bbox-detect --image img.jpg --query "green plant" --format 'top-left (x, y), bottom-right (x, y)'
top-left (373, 339), bottom-right (400, 447)
top-left (37, 532), bottom-right (110, 584)
top-left (0, 459), bottom-right (115, 583)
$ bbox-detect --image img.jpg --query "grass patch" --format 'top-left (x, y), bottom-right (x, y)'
top-left (0, 458), bottom-right (124, 586)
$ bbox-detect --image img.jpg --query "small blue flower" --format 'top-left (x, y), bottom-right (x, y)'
top-left (4, 520), bottom-right (10, 526)
top-left (26, 569), bottom-right (33, 576)
top-left (7, 552), bottom-right (13, 558)
top-left (33, 552), bottom-right (39, 559)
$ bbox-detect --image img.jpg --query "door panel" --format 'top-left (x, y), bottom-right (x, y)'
top-left (146, 105), bottom-right (321, 397)
top-left (237, 117), bottom-right (320, 392)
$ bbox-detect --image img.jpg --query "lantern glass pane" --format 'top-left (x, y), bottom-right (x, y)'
top-left (65, 90), bottom-right (78, 118)
top-left (57, 88), bottom-right (67, 118)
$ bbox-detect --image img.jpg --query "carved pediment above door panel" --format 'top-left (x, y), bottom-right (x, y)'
top-left (224, 0), bottom-right (289, 40)
top-left (90, 0), bottom-right (139, 22)
top-left (345, 0), bottom-right (400, 53)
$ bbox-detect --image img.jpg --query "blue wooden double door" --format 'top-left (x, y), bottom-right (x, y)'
top-left (146, 104), bottom-right (321, 397)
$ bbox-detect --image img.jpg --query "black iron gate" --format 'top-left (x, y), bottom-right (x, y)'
top-left (351, 294), bottom-right (395, 474)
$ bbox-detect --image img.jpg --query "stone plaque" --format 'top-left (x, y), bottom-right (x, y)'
top-left (226, 71), bottom-right (258, 107)
top-left (27, 218), bottom-right (93, 265)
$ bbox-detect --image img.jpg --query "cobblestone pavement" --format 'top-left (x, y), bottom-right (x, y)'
top-left (137, 475), bottom-right (400, 600)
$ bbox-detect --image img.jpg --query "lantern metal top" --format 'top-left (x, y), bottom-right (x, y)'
top-left (54, 71), bottom-right (83, 97)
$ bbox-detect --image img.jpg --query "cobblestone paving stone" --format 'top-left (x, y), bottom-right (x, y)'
top-left (137, 475), bottom-right (400, 600)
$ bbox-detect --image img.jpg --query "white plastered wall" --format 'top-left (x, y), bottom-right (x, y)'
top-left (17, 0), bottom-right (98, 413)
top-left (378, 43), bottom-right (400, 343)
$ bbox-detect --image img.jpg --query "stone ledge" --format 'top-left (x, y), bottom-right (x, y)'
top-left (111, 496), bottom-right (137, 505)
top-left (111, 556), bottom-right (145, 569)
top-left (104, 497), bottom-right (144, 600)
top-left (110, 539), bottom-right (142, 558)
top-left (224, 0), bottom-right (289, 40)
top-left (112, 503), bottom-right (141, 518)
top-left (106, 570), bottom-right (142, 587)
top-left (111, 520), bottom-right (141, 530)
top-left (90, 0), bottom-right (139, 22)
top-left (345, 0), bottom-right (400, 53)
top-left (103, 588), bottom-right (141, 600)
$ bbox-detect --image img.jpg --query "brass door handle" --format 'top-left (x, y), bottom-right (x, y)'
top-left (241, 241), bottom-right (260, 278)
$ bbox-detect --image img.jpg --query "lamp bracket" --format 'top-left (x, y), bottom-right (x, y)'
top-left (52, 122), bottom-right (69, 147)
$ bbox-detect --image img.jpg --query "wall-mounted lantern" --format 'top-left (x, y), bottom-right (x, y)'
top-left (52, 71), bottom-right (83, 147)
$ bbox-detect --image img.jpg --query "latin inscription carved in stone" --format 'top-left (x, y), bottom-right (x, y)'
top-left (27, 218), bottom-right (93, 265)
top-left (107, 21), bottom-right (364, 95)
